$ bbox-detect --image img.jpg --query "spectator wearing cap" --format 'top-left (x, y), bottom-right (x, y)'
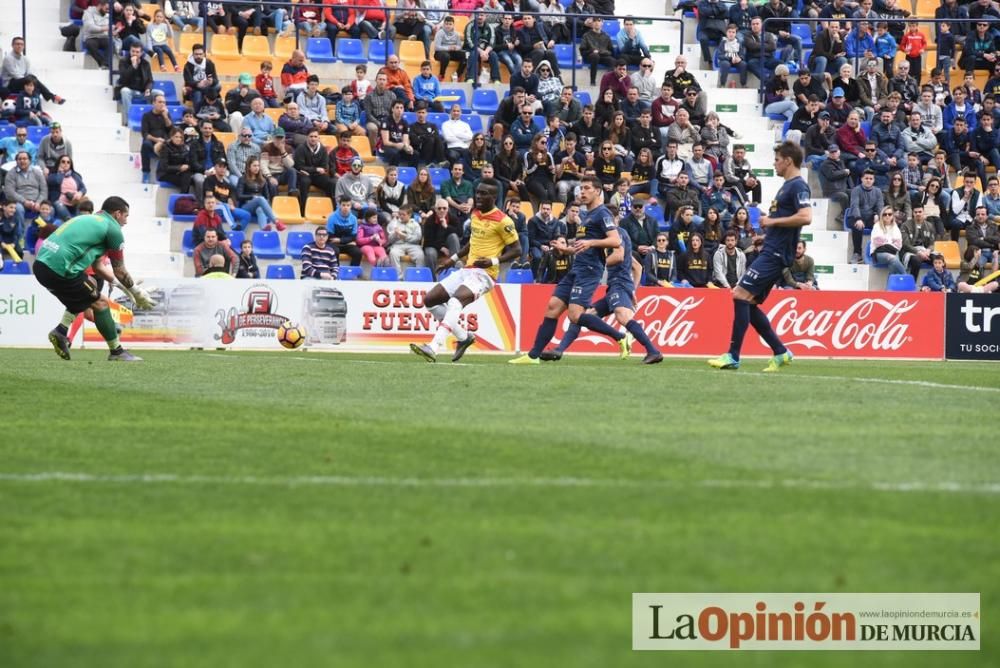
top-left (226, 126), bottom-right (262, 184)
top-left (296, 75), bottom-right (331, 134)
top-left (826, 87), bottom-right (852, 128)
top-left (804, 111), bottom-right (837, 170)
top-left (334, 157), bottom-right (376, 214)
top-left (764, 64), bottom-right (797, 122)
top-left (225, 72), bottom-right (262, 136)
top-left (36, 122), bottom-right (72, 176)
top-left (818, 144), bottom-right (852, 214)
top-left (242, 97), bottom-right (276, 147)
top-left (260, 126), bottom-right (298, 197)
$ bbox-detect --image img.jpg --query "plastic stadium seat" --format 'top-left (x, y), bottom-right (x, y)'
top-left (273, 35), bottom-right (296, 61)
top-left (241, 35), bottom-right (271, 59)
top-left (519, 201), bottom-right (534, 218)
top-left (2, 260), bottom-right (30, 274)
top-left (0, 124), bottom-right (15, 139)
top-left (182, 229), bottom-right (195, 256)
top-left (266, 264), bottom-right (296, 279)
top-left (338, 265), bottom-right (363, 280)
top-left (767, 113), bottom-right (787, 122)
top-left (350, 135), bottom-right (375, 162)
top-left (504, 268), bottom-right (533, 284)
top-left (748, 206), bottom-right (761, 230)
top-left (550, 202), bottom-right (564, 218)
top-left (264, 107), bottom-right (283, 122)
top-left (934, 240), bottom-right (961, 269)
top-left (462, 114), bottom-right (484, 134)
top-left (438, 87), bottom-right (469, 112)
top-left (272, 196), bottom-right (305, 224)
top-left (177, 31), bottom-right (201, 58)
top-left (396, 166), bottom-right (417, 186)
top-left (363, 164), bottom-right (386, 180)
top-left (285, 231), bottom-right (313, 259)
top-left (253, 230), bottom-right (285, 259)
top-left (368, 39), bottom-right (394, 63)
top-left (152, 79), bottom-right (179, 104)
top-left (428, 112), bottom-right (448, 128)
top-left (166, 105), bottom-right (186, 123)
top-left (603, 19), bottom-right (620, 40)
top-left (575, 90), bottom-right (592, 107)
top-left (304, 197), bottom-right (333, 223)
top-left (168, 194), bottom-right (197, 222)
top-left (471, 88), bottom-right (499, 114)
top-left (127, 104), bottom-right (151, 131)
top-left (644, 204), bottom-right (664, 225)
top-left (887, 274), bottom-right (916, 291)
top-left (210, 33), bottom-right (240, 60)
top-left (860, 121), bottom-right (871, 137)
top-left (371, 266), bottom-right (399, 281)
top-left (228, 230), bottom-right (245, 250)
top-left (781, 120), bottom-right (791, 139)
top-left (214, 57), bottom-right (263, 77)
top-left (333, 38), bottom-right (364, 64)
top-left (429, 167), bottom-right (449, 189)
top-left (215, 131), bottom-right (236, 149)
top-left (438, 267), bottom-right (458, 281)
top-left (555, 44), bottom-right (580, 70)
top-left (398, 40), bottom-right (425, 66)
top-left (790, 23), bottom-right (814, 48)
top-left (404, 266), bottom-right (434, 282)
top-left (402, 111), bottom-right (417, 125)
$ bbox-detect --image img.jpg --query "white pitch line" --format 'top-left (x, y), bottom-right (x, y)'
top-left (0, 472), bottom-right (997, 495)
top-left (696, 368), bottom-right (1000, 394)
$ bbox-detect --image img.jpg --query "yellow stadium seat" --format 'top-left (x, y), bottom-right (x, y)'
top-left (273, 35), bottom-right (296, 61)
top-left (934, 240), bottom-right (961, 270)
top-left (215, 131), bottom-right (236, 149)
top-left (317, 134), bottom-right (339, 150)
top-left (273, 196), bottom-right (306, 224)
top-left (350, 135), bottom-right (375, 162)
top-left (305, 197), bottom-right (334, 223)
top-left (214, 58), bottom-right (263, 77)
top-left (398, 40), bottom-right (425, 66)
top-left (241, 35), bottom-right (272, 60)
top-left (210, 33), bottom-right (240, 60)
top-left (914, 0), bottom-right (940, 18)
top-left (264, 107), bottom-right (283, 122)
top-left (519, 201), bottom-right (534, 218)
top-left (140, 3), bottom-right (159, 19)
top-left (176, 31), bottom-right (202, 59)
top-left (452, 16), bottom-right (470, 36)
top-left (550, 202), bottom-right (564, 219)
top-left (363, 164), bottom-right (386, 180)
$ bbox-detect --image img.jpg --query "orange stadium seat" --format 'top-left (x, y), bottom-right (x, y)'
top-left (305, 197), bottom-right (334, 223)
top-left (176, 31), bottom-right (201, 59)
top-left (210, 34), bottom-right (240, 60)
top-left (273, 196), bottom-right (306, 224)
top-left (241, 35), bottom-right (272, 60)
top-left (264, 107), bottom-right (283, 122)
top-left (273, 35), bottom-right (297, 61)
top-left (215, 131), bottom-right (236, 148)
top-left (934, 241), bottom-right (961, 270)
top-left (398, 40), bottom-right (424, 67)
top-left (350, 135), bottom-right (375, 163)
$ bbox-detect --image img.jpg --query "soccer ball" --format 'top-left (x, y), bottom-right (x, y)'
top-left (276, 321), bottom-right (306, 349)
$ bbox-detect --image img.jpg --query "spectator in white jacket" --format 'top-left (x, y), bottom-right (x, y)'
top-left (441, 104), bottom-right (474, 165)
top-left (387, 206), bottom-right (426, 272)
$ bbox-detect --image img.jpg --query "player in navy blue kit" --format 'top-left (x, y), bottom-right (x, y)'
top-left (708, 142), bottom-right (812, 372)
top-left (510, 176), bottom-right (630, 364)
top-left (539, 229), bottom-right (664, 364)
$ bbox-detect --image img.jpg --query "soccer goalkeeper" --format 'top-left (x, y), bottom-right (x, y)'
top-left (33, 196), bottom-right (154, 362)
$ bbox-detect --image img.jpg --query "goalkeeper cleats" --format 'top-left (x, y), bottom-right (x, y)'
top-left (108, 348), bottom-right (143, 362)
top-left (48, 329), bottom-right (71, 361)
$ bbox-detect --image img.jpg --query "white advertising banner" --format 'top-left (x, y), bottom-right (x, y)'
top-left (0, 276), bottom-right (80, 347)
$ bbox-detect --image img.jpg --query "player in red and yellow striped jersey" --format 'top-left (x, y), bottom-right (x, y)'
top-left (410, 183), bottom-right (521, 363)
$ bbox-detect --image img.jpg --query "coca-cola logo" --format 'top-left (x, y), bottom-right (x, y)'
top-left (766, 297), bottom-right (916, 351)
top-left (558, 295), bottom-right (704, 349)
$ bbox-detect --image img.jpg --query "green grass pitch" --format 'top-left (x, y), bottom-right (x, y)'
top-left (1, 349), bottom-right (997, 667)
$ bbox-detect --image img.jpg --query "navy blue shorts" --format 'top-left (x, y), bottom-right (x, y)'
top-left (552, 265), bottom-right (603, 307)
top-left (737, 252), bottom-right (786, 303)
top-left (605, 285), bottom-right (634, 312)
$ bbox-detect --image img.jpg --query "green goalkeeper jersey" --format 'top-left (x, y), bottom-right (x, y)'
top-left (36, 212), bottom-right (125, 277)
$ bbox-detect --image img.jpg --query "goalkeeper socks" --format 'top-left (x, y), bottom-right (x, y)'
top-left (728, 300), bottom-right (751, 362)
top-left (56, 310), bottom-right (76, 335)
top-left (428, 303), bottom-right (447, 322)
top-left (577, 313), bottom-right (624, 341)
top-left (529, 317), bottom-right (558, 358)
top-left (749, 305), bottom-right (787, 355)
top-left (626, 320), bottom-right (659, 355)
top-left (94, 307), bottom-right (120, 350)
top-left (555, 322), bottom-right (582, 354)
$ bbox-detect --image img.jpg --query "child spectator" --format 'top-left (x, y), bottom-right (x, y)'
top-left (14, 77), bottom-right (49, 126)
top-left (147, 9), bottom-right (179, 72)
top-left (0, 201), bottom-right (23, 262)
top-left (255, 61), bottom-right (280, 108)
top-left (350, 64), bottom-right (372, 101)
top-left (899, 22), bottom-right (927, 85)
top-left (236, 238), bottom-right (260, 278)
top-left (937, 22), bottom-right (955, 84)
top-left (413, 61), bottom-right (443, 112)
top-left (873, 22), bottom-right (897, 77)
top-left (357, 209), bottom-right (389, 266)
top-left (921, 252), bottom-right (958, 291)
top-left (963, 71), bottom-right (984, 112)
top-left (608, 177), bottom-right (633, 221)
top-left (24, 200), bottom-right (61, 254)
top-left (334, 87), bottom-right (365, 136)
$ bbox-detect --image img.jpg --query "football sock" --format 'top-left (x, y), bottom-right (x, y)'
top-left (626, 320), bottom-right (659, 355)
top-left (555, 322), bottom-right (581, 354)
top-left (56, 310), bottom-right (75, 335)
top-left (94, 307), bottom-right (120, 350)
top-left (428, 304), bottom-right (447, 322)
top-left (577, 313), bottom-right (624, 341)
top-left (529, 317), bottom-right (558, 358)
top-left (749, 305), bottom-right (787, 355)
top-left (443, 298), bottom-right (468, 341)
top-left (728, 300), bottom-right (751, 362)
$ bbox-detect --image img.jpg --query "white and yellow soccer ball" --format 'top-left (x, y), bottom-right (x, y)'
top-left (276, 321), bottom-right (307, 349)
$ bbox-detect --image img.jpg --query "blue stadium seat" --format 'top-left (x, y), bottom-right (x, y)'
top-left (463, 113), bottom-right (484, 134)
top-left (404, 266), bottom-right (434, 282)
top-left (127, 104), bottom-right (151, 131)
top-left (748, 206), bottom-right (761, 230)
top-left (887, 274), bottom-right (916, 291)
top-left (152, 80), bottom-right (179, 104)
top-left (307, 37), bottom-right (336, 63)
top-left (396, 166), bottom-right (417, 186)
top-left (428, 112), bottom-right (448, 128)
top-left (0, 124), bottom-right (15, 139)
top-left (644, 203), bottom-right (664, 225)
top-left (790, 23), bottom-right (814, 48)
top-left (575, 90), bottom-right (592, 107)
top-left (266, 263), bottom-right (296, 279)
top-left (371, 266), bottom-right (399, 281)
top-left (285, 231), bottom-right (313, 259)
top-left (333, 38), bottom-right (364, 64)
top-left (168, 194), bottom-right (197, 222)
top-left (504, 268), bottom-right (534, 284)
top-left (604, 19), bottom-right (620, 40)
top-left (368, 39), bottom-right (394, 63)
top-left (860, 120), bottom-right (871, 137)
top-left (26, 126), bottom-right (50, 143)
top-left (338, 265), bottom-right (363, 280)
top-left (252, 230), bottom-right (285, 259)
top-left (439, 87), bottom-right (469, 112)
top-left (182, 229), bottom-right (195, 256)
top-left (402, 111), bottom-right (417, 124)
top-left (429, 167), bottom-right (449, 189)
top-left (166, 105), bottom-right (186, 123)
top-left (157, 180), bottom-right (178, 190)
top-left (471, 88), bottom-right (499, 114)
top-left (555, 44), bottom-right (580, 70)
top-left (2, 260), bottom-right (30, 274)
top-left (228, 230), bottom-right (245, 250)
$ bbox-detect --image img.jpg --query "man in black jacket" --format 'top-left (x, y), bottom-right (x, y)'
top-left (515, 15), bottom-right (560, 79)
top-left (190, 121), bottom-right (228, 202)
top-left (182, 44), bottom-right (220, 109)
top-left (293, 128), bottom-right (337, 209)
top-left (818, 144), bottom-right (851, 214)
top-left (140, 94), bottom-right (171, 184)
top-left (117, 43), bottom-right (152, 125)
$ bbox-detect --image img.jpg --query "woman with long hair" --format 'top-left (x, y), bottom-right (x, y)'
top-left (156, 127), bottom-right (193, 194)
top-left (595, 87), bottom-right (619, 129)
top-left (629, 147), bottom-right (655, 196)
top-left (678, 231), bottom-right (712, 287)
top-left (466, 132), bottom-right (492, 180)
top-left (592, 140), bottom-right (623, 194)
top-left (406, 167), bottom-right (437, 215)
top-left (701, 207), bottom-right (724, 257)
top-left (237, 156), bottom-right (284, 231)
top-left (47, 155), bottom-right (88, 221)
top-left (870, 205), bottom-right (908, 278)
top-left (376, 165), bottom-right (406, 226)
top-left (918, 176), bottom-right (948, 238)
top-left (493, 134), bottom-right (528, 200)
top-left (523, 133), bottom-right (557, 202)
top-left (603, 110), bottom-right (633, 170)
top-left (885, 171), bottom-right (912, 222)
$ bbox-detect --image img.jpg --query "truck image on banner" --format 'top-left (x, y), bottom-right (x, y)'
top-left (303, 286), bottom-right (347, 345)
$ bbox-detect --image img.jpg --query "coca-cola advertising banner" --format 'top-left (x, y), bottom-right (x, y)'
top-left (945, 293), bottom-right (1000, 361)
top-left (517, 287), bottom-right (945, 359)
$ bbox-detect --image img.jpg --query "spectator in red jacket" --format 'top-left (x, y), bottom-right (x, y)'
top-left (835, 110), bottom-right (868, 170)
top-left (280, 49), bottom-right (310, 100)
